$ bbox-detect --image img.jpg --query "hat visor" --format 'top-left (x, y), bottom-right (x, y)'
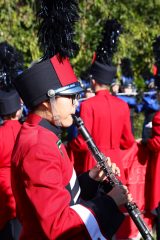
top-left (55, 82), bottom-right (83, 96)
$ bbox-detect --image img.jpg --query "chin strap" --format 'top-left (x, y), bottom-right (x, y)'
top-left (50, 96), bottom-right (62, 127)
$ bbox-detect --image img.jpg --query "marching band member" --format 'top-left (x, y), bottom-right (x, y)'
top-left (0, 41), bottom-right (23, 240)
top-left (11, 3), bottom-right (131, 239)
top-left (68, 19), bottom-right (135, 182)
top-left (137, 35), bottom-right (160, 239)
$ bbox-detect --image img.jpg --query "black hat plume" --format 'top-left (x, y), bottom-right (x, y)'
top-left (37, 0), bottom-right (79, 61)
top-left (153, 35), bottom-right (160, 89)
top-left (121, 58), bottom-right (134, 78)
top-left (12, 0), bottom-right (82, 109)
top-left (0, 41), bottom-right (24, 91)
top-left (95, 19), bottom-right (123, 66)
top-left (120, 57), bottom-right (134, 87)
top-left (153, 35), bottom-right (160, 65)
top-left (90, 19), bottom-right (122, 85)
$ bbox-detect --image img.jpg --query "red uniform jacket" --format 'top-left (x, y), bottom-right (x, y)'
top-left (116, 143), bottom-right (153, 239)
top-left (0, 120), bottom-right (21, 230)
top-left (68, 90), bottom-right (135, 182)
top-left (145, 111), bottom-right (160, 211)
top-left (11, 113), bottom-right (124, 240)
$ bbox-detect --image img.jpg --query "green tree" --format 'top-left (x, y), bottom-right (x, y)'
top-left (0, 0), bottom-right (40, 66)
top-left (1, 0), bottom-right (160, 84)
top-left (75, 0), bottom-right (160, 87)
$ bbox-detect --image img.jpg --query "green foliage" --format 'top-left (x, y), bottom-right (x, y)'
top-left (74, 0), bottom-right (160, 88)
top-left (0, 0), bottom-right (160, 86)
top-left (134, 112), bottom-right (144, 139)
top-left (0, 0), bottom-right (41, 67)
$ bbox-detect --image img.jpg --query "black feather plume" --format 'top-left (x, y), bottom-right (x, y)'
top-left (121, 58), bottom-right (133, 78)
top-left (153, 36), bottom-right (160, 89)
top-left (153, 35), bottom-right (160, 65)
top-left (36, 0), bottom-right (79, 60)
top-left (0, 41), bottom-right (24, 91)
top-left (95, 19), bottom-right (122, 66)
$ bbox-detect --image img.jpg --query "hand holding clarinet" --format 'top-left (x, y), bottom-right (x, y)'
top-left (89, 157), bottom-right (133, 207)
top-left (72, 114), bottom-right (153, 240)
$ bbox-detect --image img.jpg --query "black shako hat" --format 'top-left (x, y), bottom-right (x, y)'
top-left (120, 58), bottom-right (134, 87)
top-left (0, 41), bottom-right (23, 116)
top-left (90, 61), bottom-right (116, 85)
top-left (89, 19), bottom-right (122, 85)
top-left (13, 55), bottom-right (83, 109)
top-left (12, 1), bottom-right (83, 109)
top-left (0, 89), bottom-right (21, 116)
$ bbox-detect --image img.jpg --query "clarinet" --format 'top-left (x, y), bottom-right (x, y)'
top-left (72, 115), bottom-right (153, 240)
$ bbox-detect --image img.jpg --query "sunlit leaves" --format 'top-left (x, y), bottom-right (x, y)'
top-left (0, 0), bottom-right (160, 86)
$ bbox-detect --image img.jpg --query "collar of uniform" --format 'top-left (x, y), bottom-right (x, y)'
top-left (0, 119), bottom-right (20, 127)
top-left (26, 113), bottom-right (62, 138)
top-left (96, 89), bottom-right (110, 96)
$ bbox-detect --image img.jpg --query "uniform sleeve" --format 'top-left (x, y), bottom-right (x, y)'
top-left (78, 171), bottom-right (99, 200)
top-left (72, 196), bottom-right (124, 240)
top-left (22, 142), bottom-right (124, 239)
top-left (147, 112), bottom-right (160, 151)
top-left (120, 103), bottom-right (135, 149)
top-left (0, 129), bottom-right (2, 167)
top-left (78, 172), bottom-right (112, 200)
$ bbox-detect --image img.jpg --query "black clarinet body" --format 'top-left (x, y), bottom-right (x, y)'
top-left (72, 115), bottom-right (153, 240)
